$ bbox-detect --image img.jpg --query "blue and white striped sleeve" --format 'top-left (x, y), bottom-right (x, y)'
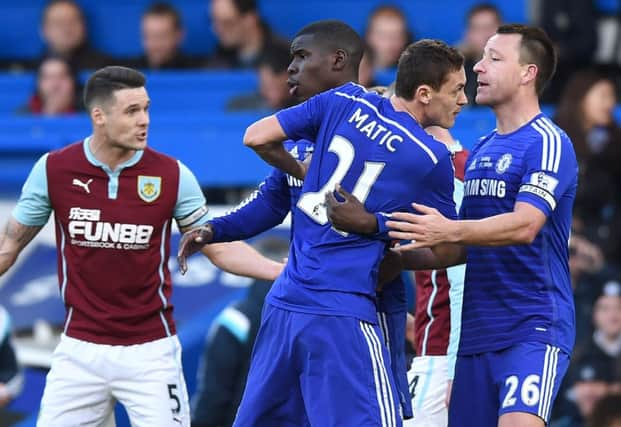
top-left (174, 161), bottom-right (210, 230)
top-left (12, 153), bottom-right (52, 226)
top-left (517, 118), bottom-right (579, 217)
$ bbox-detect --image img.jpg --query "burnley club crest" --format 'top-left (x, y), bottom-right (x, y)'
top-left (138, 176), bottom-right (162, 202)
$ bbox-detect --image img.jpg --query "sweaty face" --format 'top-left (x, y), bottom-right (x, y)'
top-left (473, 33), bottom-right (525, 106)
top-left (287, 35), bottom-right (334, 101)
top-left (43, 2), bottom-right (85, 54)
top-left (142, 15), bottom-right (181, 67)
top-left (38, 58), bottom-right (76, 114)
top-left (426, 67), bottom-right (468, 128)
top-left (100, 88), bottom-right (150, 151)
top-left (210, 0), bottom-right (244, 48)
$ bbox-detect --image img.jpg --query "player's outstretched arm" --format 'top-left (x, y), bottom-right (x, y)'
top-left (0, 217), bottom-right (42, 276)
top-left (178, 225), bottom-right (283, 280)
top-left (388, 201), bottom-right (546, 248)
top-left (201, 241), bottom-right (284, 281)
top-left (244, 116), bottom-right (307, 180)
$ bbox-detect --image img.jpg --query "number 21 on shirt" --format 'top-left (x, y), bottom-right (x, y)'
top-left (297, 135), bottom-right (385, 232)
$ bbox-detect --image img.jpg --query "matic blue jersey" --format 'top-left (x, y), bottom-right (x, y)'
top-left (459, 114), bottom-right (578, 355)
top-left (268, 83), bottom-right (456, 323)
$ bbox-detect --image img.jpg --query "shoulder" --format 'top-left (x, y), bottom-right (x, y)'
top-left (48, 140), bottom-right (84, 160)
top-left (526, 115), bottom-right (577, 163)
top-left (142, 147), bottom-right (180, 168)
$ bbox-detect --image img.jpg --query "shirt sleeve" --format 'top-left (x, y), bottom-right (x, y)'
top-left (275, 89), bottom-right (332, 142)
top-left (414, 154), bottom-right (457, 220)
top-left (12, 153), bottom-right (52, 226)
top-left (516, 128), bottom-right (578, 217)
top-left (209, 168), bottom-right (291, 243)
top-left (174, 161), bottom-right (210, 229)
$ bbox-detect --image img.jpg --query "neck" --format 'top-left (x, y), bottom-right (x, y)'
top-left (89, 132), bottom-right (137, 171)
top-left (493, 92), bottom-right (541, 134)
top-left (391, 96), bottom-right (424, 125)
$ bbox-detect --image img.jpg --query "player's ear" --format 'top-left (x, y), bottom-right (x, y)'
top-left (90, 106), bottom-right (106, 126)
top-left (415, 84), bottom-right (433, 105)
top-left (521, 63), bottom-right (537, 87)
top-left (332, 49), bottom-right (347, 71)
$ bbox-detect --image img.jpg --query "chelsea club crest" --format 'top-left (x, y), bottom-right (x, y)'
top-left (495, 153), bottom-right (513, 174)
top-left (137, 176), bottom-right (162, 202)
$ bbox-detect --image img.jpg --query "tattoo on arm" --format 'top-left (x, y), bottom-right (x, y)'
top-left (0, 219), bottom-right (42, 275)
top-left (4, 221), bottom-right (41, 247)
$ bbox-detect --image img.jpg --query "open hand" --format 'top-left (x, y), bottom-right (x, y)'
top-left (177, 224), bottom-right (214, 275)
top-left (386, 203), bottom-right (455, 251)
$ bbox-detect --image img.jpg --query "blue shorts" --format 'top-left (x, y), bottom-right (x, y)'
top-left (449, 342), bottom-right (570, 426)
top-left (234, 303), bottom-right (402, 427)
top-left (377, 286), bottom-right (413, 419)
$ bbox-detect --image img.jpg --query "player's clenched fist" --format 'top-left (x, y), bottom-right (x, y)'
top-left (177, 224), bottom-right (214, 274)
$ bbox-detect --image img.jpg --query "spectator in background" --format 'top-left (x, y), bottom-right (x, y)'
top-left (553, 281), bottom-right (621, 427)
top-left (531, 0), bottom-right (598, 103)
top-left (129, 2), bottom-right (202, 70)
top-left (0, 306), bottom-right (23, 408)
top-left (207, 0), bottom-right (286, 69)
top-left (555, 70), bottom-right (621, 264)
top-left (18, 56), bottom-right (82, 115)
top-left (458, 3), bottom-right (502, 105)
top-left (227, 41), bottom-right (293, 111)
top-left (364, 5), bottom-right (411, 73)
top-left (40, 0), bottom-right (111, 71)
top-left (588, 394), bottom-right (621, 427)
top-left (191, 237), bottom-right (289, 427)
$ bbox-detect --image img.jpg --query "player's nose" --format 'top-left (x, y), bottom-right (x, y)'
top-left (473, 59), bottom-right (485, 74)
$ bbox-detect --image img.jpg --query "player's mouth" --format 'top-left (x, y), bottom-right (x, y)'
top-left (287, 80), bottom-right (299, 96)
top-left (477, 81), bottom-right (489, 90)
top-left (136, 132), bottom-right (147, 142)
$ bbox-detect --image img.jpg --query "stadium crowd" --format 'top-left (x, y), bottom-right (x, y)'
top-left (0, 1), bottom-right (621, 426)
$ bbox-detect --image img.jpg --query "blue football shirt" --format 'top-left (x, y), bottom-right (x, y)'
top-left (459, 113), bottom-right (578, 355)
top-left (267, 83), bottom-right (457, 323)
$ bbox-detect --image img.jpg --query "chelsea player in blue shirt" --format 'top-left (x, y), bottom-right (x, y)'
top-left (182, 20), bottom-right (409, 423)
top-left (387, 25), bottom-right (578, 427)
top-left (237, 39), bottom-right (467, 426)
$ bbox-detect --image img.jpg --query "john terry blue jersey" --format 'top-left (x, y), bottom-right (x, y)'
top-left (459, 113), bottom-right (578, 355)
top-left (268, 83), bottom-right (456, 323)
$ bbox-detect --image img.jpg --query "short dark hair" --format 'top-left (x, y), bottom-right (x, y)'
top-left (295, 20), bottom-right (364, 73)
top-left (231, 0), bottom-right (257, 15)
top-left (258, 41), bottom-right (291, 74)
top-left (466, 3), bottom-right (502, 23)
top-left (395, 39), bottom-right (464, 100)
top-left (496, 24), bottom-right (557, 96)
top-left (83, 66), bottom-right (146, 110)
top-left (143, 2), bottom-right (183, 30)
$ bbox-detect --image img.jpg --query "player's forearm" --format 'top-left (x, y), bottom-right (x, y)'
top-left (209, 193), bottom-right (289, 243)
top-left (252, 143), bottom-right (305, 180)
top-left (202, 241), bottom-right (283, 281)
top-left (0, 219), bottom-right (41, 276)
top-left (452, 212), bottom-right (540, 246)
top-left (400, 243), bottom-right (465, 270)
top-left (244, 116), bottom-right (306, 180)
